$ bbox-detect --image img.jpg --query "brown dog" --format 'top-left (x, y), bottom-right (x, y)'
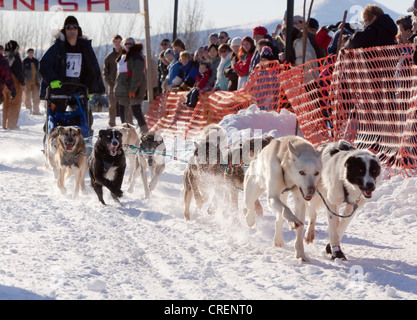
top-left (49, 126), bottom-right (87, 198)
top-left (224, 137), bottom-right (274, 215)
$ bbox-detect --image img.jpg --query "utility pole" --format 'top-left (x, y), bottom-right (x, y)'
top-left (173, 0), bottom-right (179, 41)
top-left (285, 0), bottom-right (294, 64)
top-left (143, 0), bottom-right (154, 103)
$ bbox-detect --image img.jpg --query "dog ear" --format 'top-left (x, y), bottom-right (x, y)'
top-left (77, 128), bottom-right (83, 136)
top-left (99, 130), bottom-right (107, 139)
top-left (288, 141), bottom-right (300, 158)
top-left (57, 126), bottom-right (65, 135)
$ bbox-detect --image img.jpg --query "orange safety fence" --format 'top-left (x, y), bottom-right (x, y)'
top-left (146, 60), bottom-right (290, 139)
top-left (279, 44), bottom-right (417, 177)
top-left (146, 44), bottom-right (417, 177)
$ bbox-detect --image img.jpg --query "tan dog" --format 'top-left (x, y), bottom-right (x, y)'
top-left (51, 126), bottom-right (87, 198)
top-left (112, 123), bottom-right (140, 182)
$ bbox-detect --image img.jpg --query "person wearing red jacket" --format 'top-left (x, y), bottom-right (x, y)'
top-left (0, 54), bottom-right (16, 107)
top-left (183, 62), bottom-right (212, 109)
top-left (233, 36), bottom-right (255, 90)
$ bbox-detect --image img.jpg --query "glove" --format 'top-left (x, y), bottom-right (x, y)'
top-left (129, 92), bottom-right (136, 99)
top-left (50, 80), bottom-right (62, 89)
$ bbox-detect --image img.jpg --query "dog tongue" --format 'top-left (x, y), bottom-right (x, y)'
top-left (66, 143), bottom-right (74, 151)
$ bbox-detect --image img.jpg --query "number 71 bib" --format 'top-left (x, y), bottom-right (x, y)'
top-left (66, 53), bottom-right (82, 78)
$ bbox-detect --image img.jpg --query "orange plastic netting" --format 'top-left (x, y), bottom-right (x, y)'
top-left (146, 61), bottom-right (290, 139)
top-left (146, 45), bottom-right (417, 176)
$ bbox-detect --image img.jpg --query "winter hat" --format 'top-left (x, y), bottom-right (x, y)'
top-left (231, 37), bottom-right (242, 47)
top-left (408, 0), bottom-right (417, 12)
top-left (63, 15), bottom-right (79, 29)
top-left (164, 48), bottom-right (174, 57)
top-left (253, 26), bottom-right (268, 37)
top-left (260, 46), bottom-right (274, 60)
top-left (5, 40), bottom-right (18, 53)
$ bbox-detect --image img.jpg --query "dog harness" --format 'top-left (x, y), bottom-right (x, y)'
top-left (62, 151), bottom-right (85, 167)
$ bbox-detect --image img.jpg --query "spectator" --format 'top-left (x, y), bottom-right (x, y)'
top-left (115, 41), bottom-right (148, 132)
top-left (327, 27), bottom-right (352, 56)
top-left (183, 61), bottom-right (212, 109)
top-left (396, 15), bottom-right (413, 44)
top-left (2, 40), bottom-right (25, 130)
top-left (215, 44), bottom-right (233, 91)
top-left (207, 43), bottom-right (220, 87)
top-left (344, 4), bottom-right (397, 49)
top-left (250, 26), bottom-right (280, 75)
top-left (39, 16), bottom-right (105, 102)
top-left (23, 48), bottom-right (41, 115)
top-left (218, 31), bottom-right (230, 44)
top-left (172, 38), bottom-right (186, 59)
top-left (158, 50), bottom-right (169, 92)
top-left (157, 39), bottom-right (171, 94)
top-left (259, 46), bottom-right (275, 62)
top-left (233, 36), bottom-right (256, 89)
top-left (224, 37), bottom-right (241, 91)
top-left (165, 48), bottom-right (182, 91)
top-left (307, 18), bottom-right (326, 59)
top-left (0, 45), bottom-right (4, 56)
top-left (175, 51), bottom-right (199, 91)
top-left (293, 15), bottom-right (304, 31)
top-left (103, 34), bottom-right (123, 127)
top-left (292, 26), bottom-right (317, 66)
top-left (0, 52), bottom-right (16, 107)
top-left (208, 33), bottom-right (219, 46)
top-left (194, 47), bottom-right (205, 63)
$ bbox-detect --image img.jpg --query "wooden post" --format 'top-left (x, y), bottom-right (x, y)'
top-left (143, 0), bottom-right (154, 103)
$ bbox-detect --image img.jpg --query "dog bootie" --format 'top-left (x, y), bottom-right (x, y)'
top-left (326, 244), bottom-right (347, 261)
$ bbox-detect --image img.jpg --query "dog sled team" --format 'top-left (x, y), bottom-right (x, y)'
top-left (45, 122), bottom-right (382, 263)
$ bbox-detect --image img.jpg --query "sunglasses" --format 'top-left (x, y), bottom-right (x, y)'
top-left (65, 24), bottom-right (78, 30)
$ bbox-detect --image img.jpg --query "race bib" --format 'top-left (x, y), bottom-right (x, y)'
top-left (66, 53), bottom-right (82, 78)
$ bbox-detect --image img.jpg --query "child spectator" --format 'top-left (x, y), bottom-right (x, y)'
top-left (183, 62), bottom-right (212, 109)
top-left (207, 44), bottom-right (220, 87)
top-left (215, 44), bottom-right (233, 91)
top-left (173, 51), bottom-right (199, 91)
top-left (233, 36), bottom-right (255, 89)
top-left (260, 46), bottom-right (274, 62)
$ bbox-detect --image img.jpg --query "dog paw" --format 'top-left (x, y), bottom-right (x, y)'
top-left (274, 235), bottom-right (284, 248)
top-left (305, 231), bottom-right (315, 244)
top-left (296, 253), bottom-right (310, 263)
top-left (60, 187), bottom-right (67, 195)
top-left (127, 187), bottom-right (134, 194)
top-left (245, 213), bottom-right (255, 228)
top-left (289, 219), bottom-right (304, 230)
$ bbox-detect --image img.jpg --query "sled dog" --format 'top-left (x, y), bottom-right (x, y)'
top-left (49, 126), bottom-right (87, 198)
top-left (128, 131), bottom-right (166, 199)
top-left (306, 140), bottom-right (382, 260)
top-left (112, 123), bottom-right (139, 182)
top-left (224, 136), bottom-right (274, 214)
top-left (183, 124), bottom-right (228, 220)
top-left (88, 129), bottom-right (126, 205)
top-left (243, 136), bottom-right (322, 262)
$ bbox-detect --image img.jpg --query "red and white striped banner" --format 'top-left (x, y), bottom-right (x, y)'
top-left (0, 0), bottom-right (140, 13)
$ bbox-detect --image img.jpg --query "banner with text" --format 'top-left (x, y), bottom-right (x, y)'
top-left (0, 0), bottom-right (140, 13)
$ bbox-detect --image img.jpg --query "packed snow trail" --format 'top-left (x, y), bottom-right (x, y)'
top-left (0, 107), bottom-right (417, 300)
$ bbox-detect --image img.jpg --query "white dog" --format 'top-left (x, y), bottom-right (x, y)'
top-left (243, 136), bottom-right (322, 262)
top-left (306, 140), bottom-right (382, 260)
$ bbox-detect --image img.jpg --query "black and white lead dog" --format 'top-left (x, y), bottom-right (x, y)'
top-left (88, 129), bottom-right (126, 205)
top-left (306, 140), bottom-right (382, 260)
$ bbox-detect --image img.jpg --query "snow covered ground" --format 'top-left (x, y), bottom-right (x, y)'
top-left (1, 104), bottom-right (417, 300)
